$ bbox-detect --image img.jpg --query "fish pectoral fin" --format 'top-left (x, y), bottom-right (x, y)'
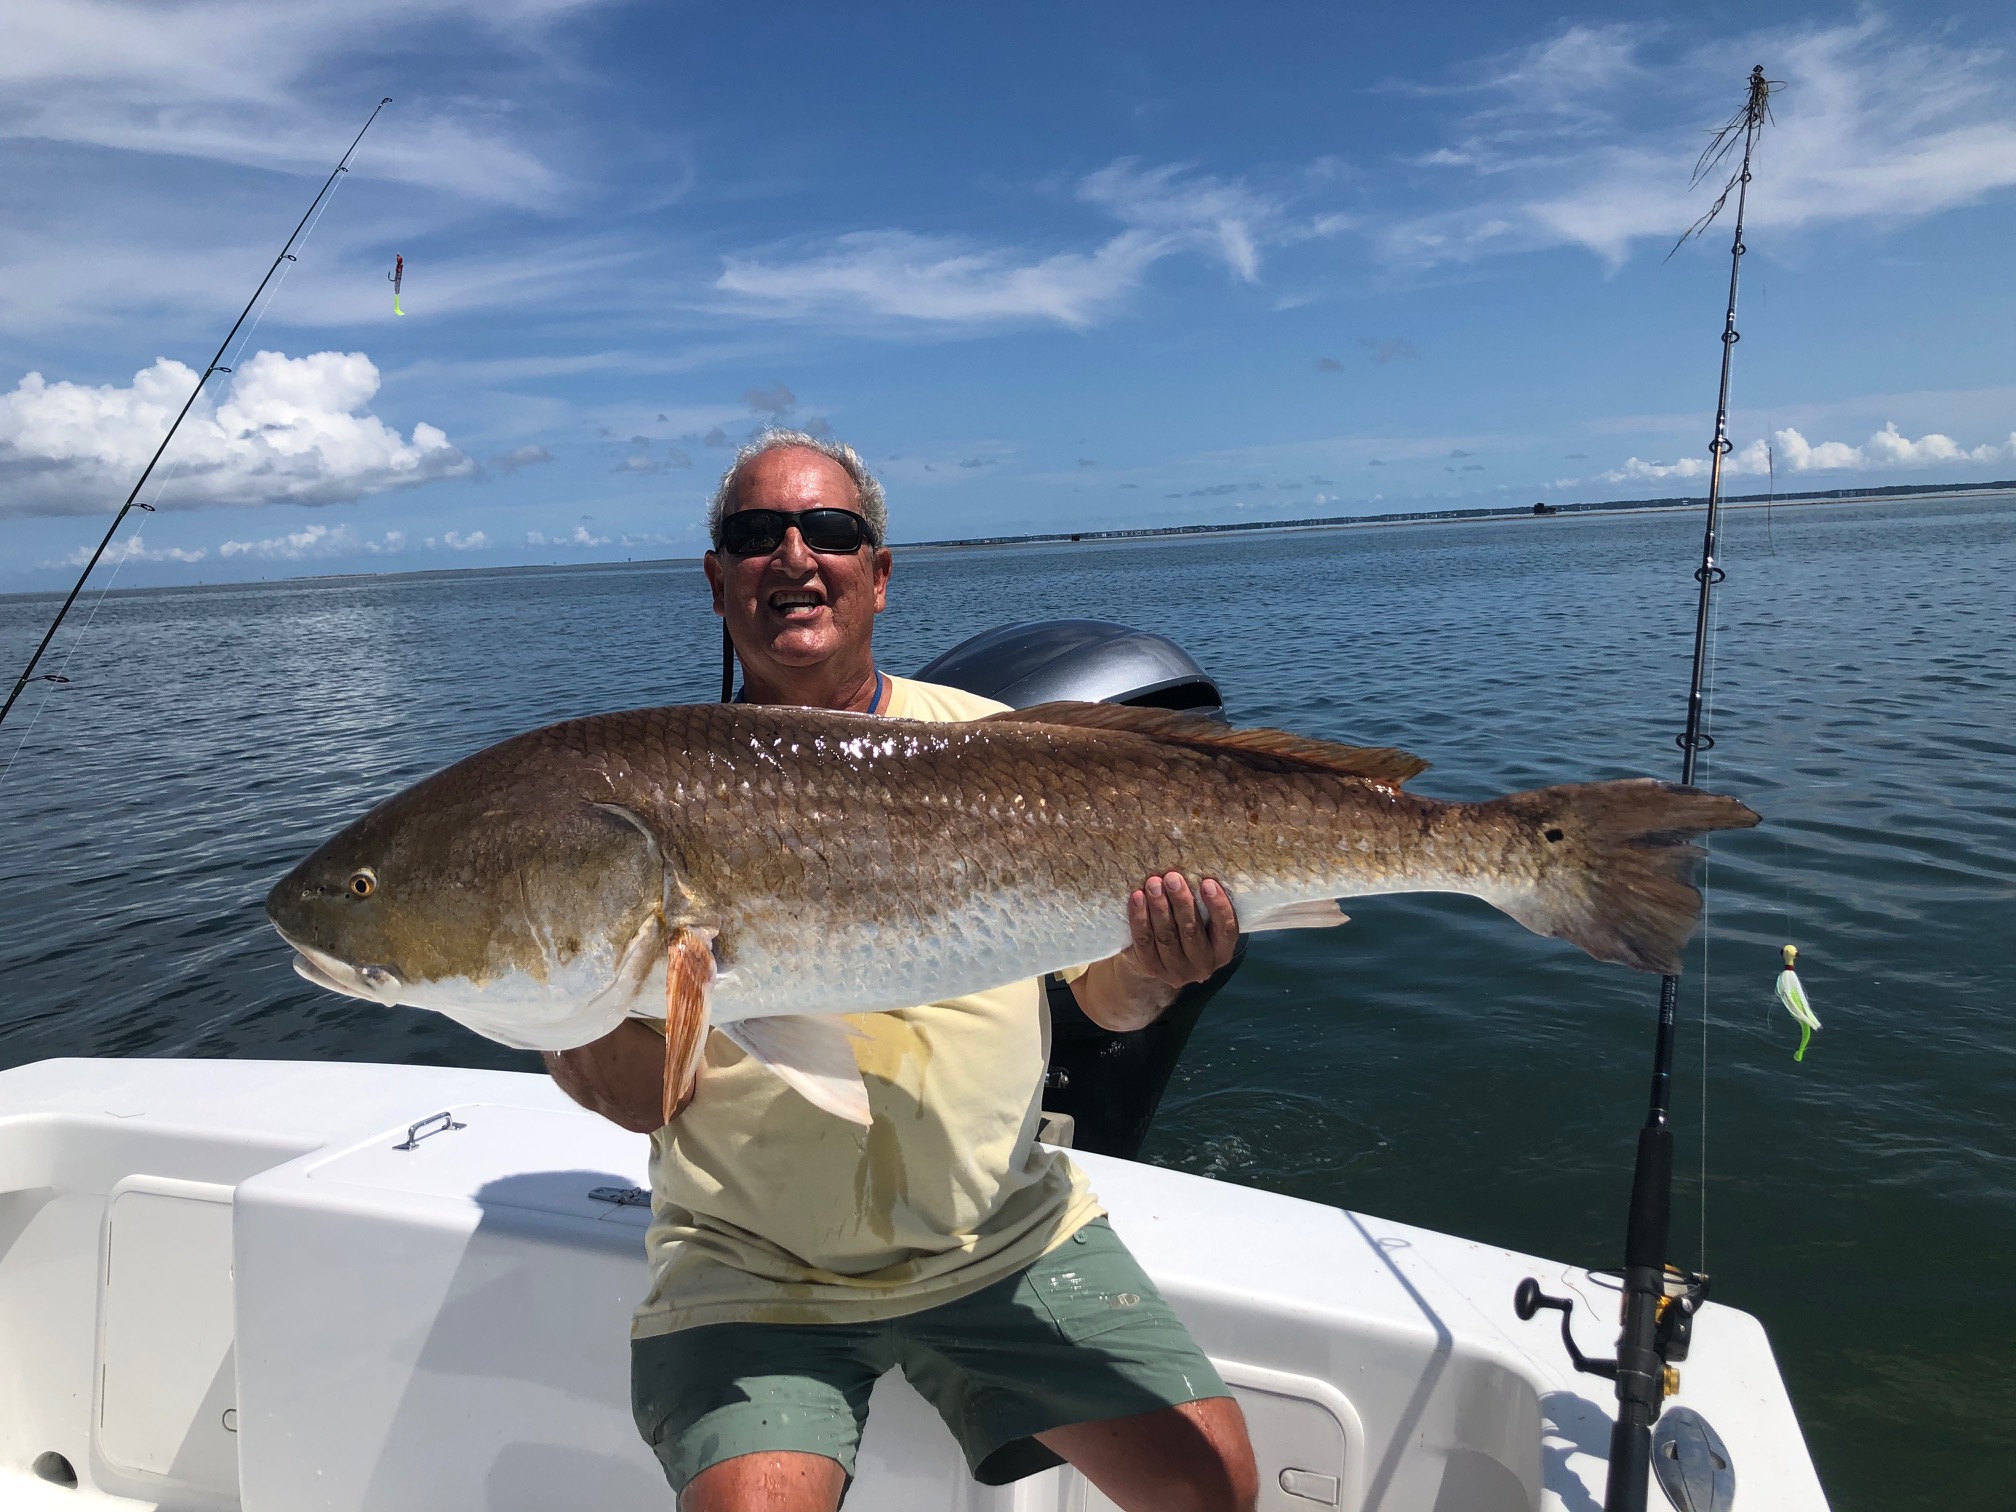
top-left (663, 928), bottom-right (716, 1126)
top-left (720, 1016), bottom-right (872, 1127)
top-left (1243, 899), bottom-right (1352, 932)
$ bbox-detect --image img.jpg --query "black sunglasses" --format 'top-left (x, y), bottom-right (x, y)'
top-left (716, 508), bottom-right (874, 557)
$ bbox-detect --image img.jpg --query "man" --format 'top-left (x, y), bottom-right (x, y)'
top-left (546, 431), bottom-right (1258, 1512)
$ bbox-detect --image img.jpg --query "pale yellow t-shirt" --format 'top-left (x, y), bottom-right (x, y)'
top-left (631, 674), bottom-right (1102, 1338)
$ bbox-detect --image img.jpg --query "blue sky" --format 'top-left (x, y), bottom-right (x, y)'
top-left (3, 0), bottom-right (2015, 587)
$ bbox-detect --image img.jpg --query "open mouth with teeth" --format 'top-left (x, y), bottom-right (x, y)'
top-left (768, 589), bottom-right (827, 619)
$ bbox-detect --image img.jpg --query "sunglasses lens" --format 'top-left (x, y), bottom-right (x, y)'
top-left (720, 513), bottom-right (785, 554)
top-left (798, 510), bottom-right (868, 552)
top-left (720, 509), bottom-right (868, 555)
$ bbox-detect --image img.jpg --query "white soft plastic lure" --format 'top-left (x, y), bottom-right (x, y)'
top-left (1775, 944), bottom-right (1820, 1062)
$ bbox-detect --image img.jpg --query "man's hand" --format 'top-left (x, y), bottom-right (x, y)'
top-left (1069, 873), bottom-right (1240, 1033)
top-left (1124, 872), bottom-right (1240, 989)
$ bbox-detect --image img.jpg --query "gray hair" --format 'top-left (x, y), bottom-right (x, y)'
top-left (706, 429), bottom-right (888, 549)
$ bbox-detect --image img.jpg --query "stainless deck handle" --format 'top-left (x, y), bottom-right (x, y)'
top-left (394, 1111), bottom-right (466, 1150)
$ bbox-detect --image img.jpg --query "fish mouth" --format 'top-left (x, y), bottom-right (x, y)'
top-left (281, 934), bottom-right (404, 1006)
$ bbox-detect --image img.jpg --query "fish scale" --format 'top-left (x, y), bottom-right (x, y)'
top-left (267, 700), bottom-right (1759, 1062)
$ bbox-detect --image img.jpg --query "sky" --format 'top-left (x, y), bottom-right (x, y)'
top-left (3, 0), bottom-right (2016, 588)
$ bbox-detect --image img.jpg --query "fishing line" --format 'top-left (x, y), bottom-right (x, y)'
top-left (0, 155), bottom-right (361, 792)
top-left (0, 455), bottom-right (192, 789)
top-left (39, 454), bottom-right (196, 688)
top-left (1768, 452), bottom-right (1798, 1042)
top-left (0, 96), bottom-right (394, 748)
top-left (0, 650), bottom-right (64, 792)
top-left (1752, 436), bottom-right (1812, 1059)
top-left (1765, 437), bottom-right (1778, 554)
top-left (223, 158), bottom-right (350, 375)
top-left (0, 449), bottom-right (184, 785)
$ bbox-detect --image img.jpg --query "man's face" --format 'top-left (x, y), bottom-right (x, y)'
top-left (704, 447), bottom-right (892, 673)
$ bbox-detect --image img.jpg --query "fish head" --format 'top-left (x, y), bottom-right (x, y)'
top-left (265, 750), bottom-right (669, 1051)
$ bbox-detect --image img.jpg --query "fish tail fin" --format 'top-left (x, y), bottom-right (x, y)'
top-left (1481, 779), bottom-right (1759, 974)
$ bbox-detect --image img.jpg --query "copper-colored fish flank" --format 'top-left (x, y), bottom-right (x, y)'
top-left (265, 701), bottom-right (1759, 1053)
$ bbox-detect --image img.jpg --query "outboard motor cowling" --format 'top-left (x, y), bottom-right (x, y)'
top-left (913, 620), bottom-right (1222, 717)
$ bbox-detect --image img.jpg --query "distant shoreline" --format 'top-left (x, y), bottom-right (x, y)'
top-left (893, 480), bottom-right (2016, 552)
top-left (3, 480), bottom-right (2013, 603)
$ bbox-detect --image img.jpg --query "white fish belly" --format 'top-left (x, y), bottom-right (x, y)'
top-left (426, 868), bottom-right (1378, 1046)
top-left (692, 876), bottom-right (1342, 1024)
top-left (705, 885), bottom-right (1135, 1024)
top-left (405, 950), bottom-right (636, 1052)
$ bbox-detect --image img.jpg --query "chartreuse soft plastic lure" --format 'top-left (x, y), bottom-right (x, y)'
top-left (1775, 944), bottom-right (1819, 1061)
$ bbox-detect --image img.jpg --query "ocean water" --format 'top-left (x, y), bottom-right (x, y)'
top-left (3, 498), bottom-right (2012, 1509)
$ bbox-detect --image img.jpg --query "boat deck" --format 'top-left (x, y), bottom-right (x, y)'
top-left (0, 1057), bottom-right (1827, 1510)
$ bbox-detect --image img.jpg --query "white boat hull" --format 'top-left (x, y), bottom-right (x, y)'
top-left (0, 1058), bottom-right (1827, 1511)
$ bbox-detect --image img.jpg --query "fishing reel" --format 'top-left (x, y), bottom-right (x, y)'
top-left (1514, 1266), bottom-right (1710, 1383)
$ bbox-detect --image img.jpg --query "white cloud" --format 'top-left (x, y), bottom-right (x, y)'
top-left (1076, 159), bottom-right (1275, 281)
top-left (717, 228), bottom-right (1166, 329)
top-left (218, 523), bottom-right (408, 560)
top-left (0, 2), bottom-right (660, 339)
top-left (0, 0), bottom-right (608, 208)
top-left (493, 445), bottom-right (552, 473)
top-left (1388, 18), bottom-right (2016, 267)
top-left (0, 350), bottom-right (474, 517)
top-left (1605, 423), bottom-right (2016, 482)
top-left (714, 159), bottom-right (1296, 328)
top-left (0, 227), bottom-right (658, 338)
top-left (48, 530), bottom-right (209, 567)
top-left (442, 529), bottom-right (488, 550)
top-left (1604, 455), bottom-right (1711, 483)
top-left (525, 525), bottom-right (609, 547)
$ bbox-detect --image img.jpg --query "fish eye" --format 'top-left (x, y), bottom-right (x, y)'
top-left (347, 869), bottom-right (377, 899)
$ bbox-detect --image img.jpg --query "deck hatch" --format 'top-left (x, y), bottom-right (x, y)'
top-left (95, 1175), bottom-right (238, 1494)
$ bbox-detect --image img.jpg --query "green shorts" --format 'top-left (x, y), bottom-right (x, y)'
top-left (630, 1219), bottom-right (1228, 1492)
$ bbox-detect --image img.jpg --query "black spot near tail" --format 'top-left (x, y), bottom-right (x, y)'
top-left (1486, 780), bottom-right (1759, 974)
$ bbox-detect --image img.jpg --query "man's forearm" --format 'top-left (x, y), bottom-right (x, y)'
top-left (1068, 955), bottom-right (1181, 1034)
top-left (544, 1019), bottom-right (673, 1133)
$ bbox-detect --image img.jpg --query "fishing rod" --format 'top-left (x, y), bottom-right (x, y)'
top-left (0, 97), bottom-right (395, 735)
top-left (1515, 64), bottom-right (1774, 1512)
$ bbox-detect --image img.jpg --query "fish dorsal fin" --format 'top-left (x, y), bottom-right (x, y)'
top-left (985, 702), bottom-right (1428, 784)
